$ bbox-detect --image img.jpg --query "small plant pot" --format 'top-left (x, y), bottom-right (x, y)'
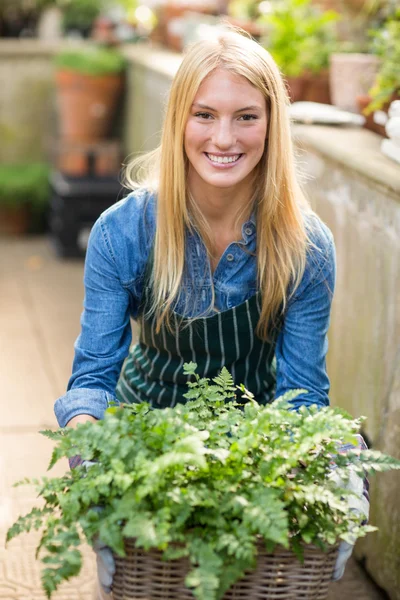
top-left (285, 72), bottom-right (331, 104)
top-left (356, 94), bottom-right (387, 137)
top-left (285, 76), bottom-right (308, 103)
top-left (329, 53), bottom-right (380, 113)
top-left (356, 93), bottom-right (400, 138)
top-left (54, 139), bottom-right (122, 177)
top-left (112, 538), bottom-right (338, 600)
top-left (55, 70), bottom-right (124, 143)
top-left (304, 71), bottom-right (331, 104)
top-left (0, 205), bottom-right (31, 235)
top-left (224, 17), bottom-right (264, 40)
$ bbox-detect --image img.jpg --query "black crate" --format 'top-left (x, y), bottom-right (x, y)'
top-left (49, 170), bottom-right (124, 258)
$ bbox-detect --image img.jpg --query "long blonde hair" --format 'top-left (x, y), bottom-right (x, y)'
top-left (125, 29), bottom-right (313, 340)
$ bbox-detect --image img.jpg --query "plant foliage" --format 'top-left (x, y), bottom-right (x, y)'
top-left (366, 10), bottom-right (400, 112)
top-left (54, 45), bottom-right (127, 76)
top-left (6, 364), bottom-right (400, 599)
top-left (258, 0), bottom-right (339, 77)
top-left (0, 163), bottom-right (50, 210)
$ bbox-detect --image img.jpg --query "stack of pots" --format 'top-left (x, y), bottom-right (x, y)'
top-left (54, 46), bottom-right (125, 144)
top-left (53, 44), bottom-right (126, 176)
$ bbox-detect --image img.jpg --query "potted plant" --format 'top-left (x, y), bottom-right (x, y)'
top-left (226, 0), bottom-right (265, 40)
top-left (6, 364), bottom-right (400, 599)
top-left (258, 0), bottom-right (339, 103)
top-left (54, 44), bottom-right (127, 144)
top-left (358, 11), bottom-right (400, 135)
top-left (328, 38), bottom-right (381, 112)
top-left (60, 0), bottom-right (104, 37)
top-left (0, 163), bottom-right (50, 235)
top-left (35, 0), bottom-right (104, 37)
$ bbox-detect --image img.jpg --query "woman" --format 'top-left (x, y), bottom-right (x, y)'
top-left (54, 29), bottom-right (366, 596)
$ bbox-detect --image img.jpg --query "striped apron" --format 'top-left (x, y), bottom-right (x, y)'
top-left (116, 262), bottom-right (278, 409)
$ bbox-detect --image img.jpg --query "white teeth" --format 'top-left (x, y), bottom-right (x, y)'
top-left (207, 154), bottom-right (241, 164)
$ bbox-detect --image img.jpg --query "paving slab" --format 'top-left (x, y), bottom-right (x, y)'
top-left (0, 235), bottom-right (389, 600)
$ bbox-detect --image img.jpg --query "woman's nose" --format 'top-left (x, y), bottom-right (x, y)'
top-left (212, 119), bottom-right (236, 149)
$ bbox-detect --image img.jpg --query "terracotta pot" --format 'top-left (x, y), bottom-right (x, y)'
top-left (224, 17), bottom-right (264, 39)
top-left (161, 3), bottom-right (217, 50)
top-left (55, 139), bottom-right (122, 177)
top-left (285, 72), bottom-right (331, 104)
top-left (55, 70), bottom-right (124, 143)
top-left (304, 71), bottom-right (331, 104)
top-left (356, 93), bottom-right (400, 138)
top-left (329, 53), bottom-right (380, 112)
top-left (0, 205), bottom-right (30, 235)
top-left (285, 76), bottom-right (308, 103)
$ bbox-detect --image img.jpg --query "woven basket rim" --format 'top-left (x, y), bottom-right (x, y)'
top-left (118, 536), bottom-right (340, 555)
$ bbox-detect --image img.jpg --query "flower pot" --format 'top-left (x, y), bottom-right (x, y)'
top-left (112, 538), bottom-right (338, 600)
top-left (55, 70), bottom-right (124, 143)
top-left (54, 139), bottom-right (122, 177)
top-left (224, 17), bottom-right (264, 40)
top-left (356, 94), bottom-right (387, 137)
top-left (285, 76), bottom-right (308, 103)
top-left (356, 93), bottom-right (400, 138)
top-left (304, 71), bottom-right (331, 104)
top-left (161, 2), bottom-right (218, 51)
top-left (329, 53), bottom-right (380, 112)
top-left (285, 72), bottom-right (331, 104)
top-left (0, 205), bottom-right (31, 235)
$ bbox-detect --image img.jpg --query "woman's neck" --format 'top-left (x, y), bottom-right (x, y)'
top-left (187, 171), bottom-right (254, 232)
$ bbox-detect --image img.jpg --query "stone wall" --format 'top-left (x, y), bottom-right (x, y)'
top-left (0, 41), bottom-right (58, 164)
top-left (294, 125), bottom-right (400, 599)
top-left (0, 40), bottom-right (93, 165)
top-left (122, 45), bottom-right (181, 157)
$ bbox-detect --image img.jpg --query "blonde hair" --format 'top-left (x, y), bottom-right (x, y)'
top-left (125, 29), bottom-right (313, 340)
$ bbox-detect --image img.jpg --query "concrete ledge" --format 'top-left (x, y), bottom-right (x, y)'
top-left (122, 42), bottom-right (183, 80)
top-left (0, 39), bottom-right (87, 57)
top-left (292, 123), bottom-right (400, 199)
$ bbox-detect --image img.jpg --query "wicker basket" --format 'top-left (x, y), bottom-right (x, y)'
top-left (112, 538), bottom-right (338, 600)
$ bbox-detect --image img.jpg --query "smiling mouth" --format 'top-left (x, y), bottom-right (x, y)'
top-left (205, 153), bottom-right (243, 164)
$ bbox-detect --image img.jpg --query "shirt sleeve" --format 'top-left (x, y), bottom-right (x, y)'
top-left (274, 224), bottom-right (336, 410)
top-left (54, 215), bottom-right (133, 427)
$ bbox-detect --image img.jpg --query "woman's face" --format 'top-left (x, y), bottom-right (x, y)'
top-left (184, 68), bottom-right (268, 195)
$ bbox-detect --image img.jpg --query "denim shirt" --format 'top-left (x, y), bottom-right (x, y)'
top-left (54, 189), bottom-right (336, 427)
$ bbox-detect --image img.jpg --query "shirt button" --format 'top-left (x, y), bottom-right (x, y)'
top-left (245, 227), bottom-right (253, 236)
top-left (226, 253), bottom-right (234, 262)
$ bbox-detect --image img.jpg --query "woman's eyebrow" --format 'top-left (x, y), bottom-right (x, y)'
top-left (236, 105), bottom-right (263, 112)
top-left (192, 103), bottom-right (216, 110)
top-left (192, 103), bottom-right (263, 112)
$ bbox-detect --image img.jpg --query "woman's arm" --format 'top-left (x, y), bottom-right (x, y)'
top-left (275, 224), bottom-right (336, 409)
top-left (54, 215), bottom-right (134, 427)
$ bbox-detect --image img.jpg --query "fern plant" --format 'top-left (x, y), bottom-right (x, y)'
top-left (6, 364), bottom-right (400, 599)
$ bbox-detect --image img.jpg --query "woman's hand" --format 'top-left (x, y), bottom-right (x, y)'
top-left (93, 535), bottom-right (116, 595)
top-left (82, 464), bottom-right (116, 594)
top-left (330, 434), bottom-right (370, 581)
top-left (66, 414), bottom-right (98, 469)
